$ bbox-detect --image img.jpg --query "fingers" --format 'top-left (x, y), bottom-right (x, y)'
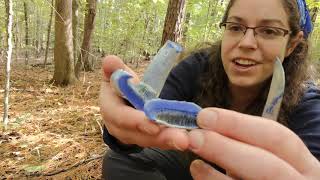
top-left (102, 55), bottom-right (125, 80)
top-left (100, 55), bottom-right (158, 132)
top-left (188, 130), bottom-right (303, 180)
top-left (99, 82), bottom-right (160, 133)
top-left (190, 160), bottom-right (233, 180)
top-left (109, 126), bottom-right (189, 150)
top-left (155, 127), bottom-right (189, 150)
top-left (196, 108), bottom-right (315, 173)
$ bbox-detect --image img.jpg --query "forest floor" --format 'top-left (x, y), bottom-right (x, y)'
top-left (0, 59), bottom-right (149, 179)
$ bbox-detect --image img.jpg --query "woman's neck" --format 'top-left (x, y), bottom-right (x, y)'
top-left (229, 83), bottom-right (264, 113)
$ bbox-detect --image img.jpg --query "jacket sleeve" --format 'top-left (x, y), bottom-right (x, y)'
top-left (289, 86), bottom-right (320, 161)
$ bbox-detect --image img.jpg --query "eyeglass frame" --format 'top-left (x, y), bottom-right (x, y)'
top-left (219, 22), bottom-right (292, 39)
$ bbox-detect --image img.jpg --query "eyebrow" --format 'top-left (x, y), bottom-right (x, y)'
top-left (227, 16), bottom-right (286, 27)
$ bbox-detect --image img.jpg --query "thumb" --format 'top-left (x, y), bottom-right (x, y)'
top-left (102, 55), bottom-right (139, 82)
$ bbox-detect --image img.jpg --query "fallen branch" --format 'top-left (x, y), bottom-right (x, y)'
top-left (0, 88), bottom-right (35, 93)
top-left (27, 153), bottom-right (104, 177)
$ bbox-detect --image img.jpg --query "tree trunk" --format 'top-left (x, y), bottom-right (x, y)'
top-left (203, 1), bottom-right (213, 41)
top-left (160, 0), bottom-right (186, 46)
top-left (75, 0), bottom-right (97, 78)
top-left (310, 7), bottom-right (318, 25)
top-left (3, 0), bottom-right (14, 129)
top-left (23, 1), bottom-right (29, 65)
top-left (206, 0), bottom-right (220, 40)
top-left (72, 0), bottom-right (79, 65)
top-left (309, 7), bottom-right (318, 39)
top-left (44, 0), bottom-right (54, 68)
top-left (182, 12), bottom-right (190, 44)
top-left (14, 21), bottom-right (19, 62)
top-left (52, 0), bottom-right (77, 86)
top-left (35, 7), bottom-right (41, 58)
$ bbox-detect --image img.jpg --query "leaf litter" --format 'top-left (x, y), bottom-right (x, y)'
top-left (0, 60), bottom-right (149, 179)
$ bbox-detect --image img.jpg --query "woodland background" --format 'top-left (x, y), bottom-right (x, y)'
top-left (0, 0), bottom-right (319, 179)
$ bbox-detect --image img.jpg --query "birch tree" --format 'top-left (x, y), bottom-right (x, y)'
top-left (3, 0), bottom-right (14, 129)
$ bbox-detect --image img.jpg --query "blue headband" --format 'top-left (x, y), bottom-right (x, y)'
top-left (296, 0), bottom-right (313, 37)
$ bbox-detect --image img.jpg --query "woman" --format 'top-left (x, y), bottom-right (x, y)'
top-left (100, 0), bottom-right (320, 179)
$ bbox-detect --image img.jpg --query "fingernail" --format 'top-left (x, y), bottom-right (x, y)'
top-left (189, 131), bottom-right (204, 150)
top-left (191, 160), bottom-right (211, 172)
top-left (198, 109), bottom-right (217, 129)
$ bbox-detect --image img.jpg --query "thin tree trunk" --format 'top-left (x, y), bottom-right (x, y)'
top-left (44, 0), bottom-right (54, 68)
top-left (207, 1), bottom-right (220, 40)
top-left (100, 5), bottom-right (108, 57)
top-left (308, 7), bottom-right (318, 40)
top-left (35, 7), bottom-right (41, 58)
top-left (97, 5), bottom-right (102, 54)
top-left (182, 12), bottom-right (190, 44)
top-left (310, 7), bottom-right (318, 25)
top-left (23, 1), bottom-right (29, 65)
top-left (3, 0), bottom-right (14, 129)
top-left (52, 0), bottom-right (77, 86)
top-left (14, 21), bottom-right (19, 62)
top-left (160, 0), bottom-right (186, 46)
top-left (72, 0), bottom-right (79, 66)
top-left (75, 0), bottom-right (97, 78)
top-left (203, 1), bottom-right (212, 41)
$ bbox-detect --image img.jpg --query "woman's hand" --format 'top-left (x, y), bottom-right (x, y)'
top-left (99, 55), bottom-right (189, 150)
top-left (188, 108), bottom-right (320, 180)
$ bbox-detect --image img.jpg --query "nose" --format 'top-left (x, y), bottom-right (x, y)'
top-left (238, 29), bottom-right (258, 49)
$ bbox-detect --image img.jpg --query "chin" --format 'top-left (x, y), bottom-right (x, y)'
top-left (229, 78), bottom-right (264, 89)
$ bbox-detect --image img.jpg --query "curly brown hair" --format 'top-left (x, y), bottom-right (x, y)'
top-left (195, 0), bottom-right (312, 126)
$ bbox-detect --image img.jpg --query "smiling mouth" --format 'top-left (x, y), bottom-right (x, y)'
top-left (233, 59), bottom-right (258, 68)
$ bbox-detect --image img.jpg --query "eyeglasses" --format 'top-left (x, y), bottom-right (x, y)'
top-left (219, 22), bottom-right (291, 40)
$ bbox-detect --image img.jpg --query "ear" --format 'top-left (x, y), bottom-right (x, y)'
top-left (285, 31), bottom-right (304, 57)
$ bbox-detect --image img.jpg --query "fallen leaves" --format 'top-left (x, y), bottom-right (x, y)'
top-left (0, 64), bottom-right (116, 179)
top-left (0, 59), bottom-right (150, 179)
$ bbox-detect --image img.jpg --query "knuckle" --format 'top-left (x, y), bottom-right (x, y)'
top-left (270, 124), bottom-right (304, 152)
top-left (113, 117), bottom-right (125, 127)
top-left (102, 110), bottom-right (123, 129)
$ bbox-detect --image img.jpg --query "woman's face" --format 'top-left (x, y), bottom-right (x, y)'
top-left (221, 0), bottom-right (296, 88)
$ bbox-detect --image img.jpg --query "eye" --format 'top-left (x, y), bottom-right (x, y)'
top-left (258, 27), bottom-right (283, 36)
top-left (226, 23), bottom-right (244, 32)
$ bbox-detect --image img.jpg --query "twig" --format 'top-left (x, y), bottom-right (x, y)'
top-left (27, 153), bottom-right (104, 177)
top-left (0, 88), bottom-right (36, 93)
top-left (84, 85), bottom-right (92, 97)
top-left (44, 0), bottom-right (66, 24)
top-left (94, 118), bottom-right (103, 136)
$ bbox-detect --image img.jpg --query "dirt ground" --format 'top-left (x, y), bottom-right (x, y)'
top-left (0, 59), bottom-right (149, 179)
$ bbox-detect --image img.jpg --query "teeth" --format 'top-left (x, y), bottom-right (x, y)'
top-left (235, 59), bottom-right (256, 65)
